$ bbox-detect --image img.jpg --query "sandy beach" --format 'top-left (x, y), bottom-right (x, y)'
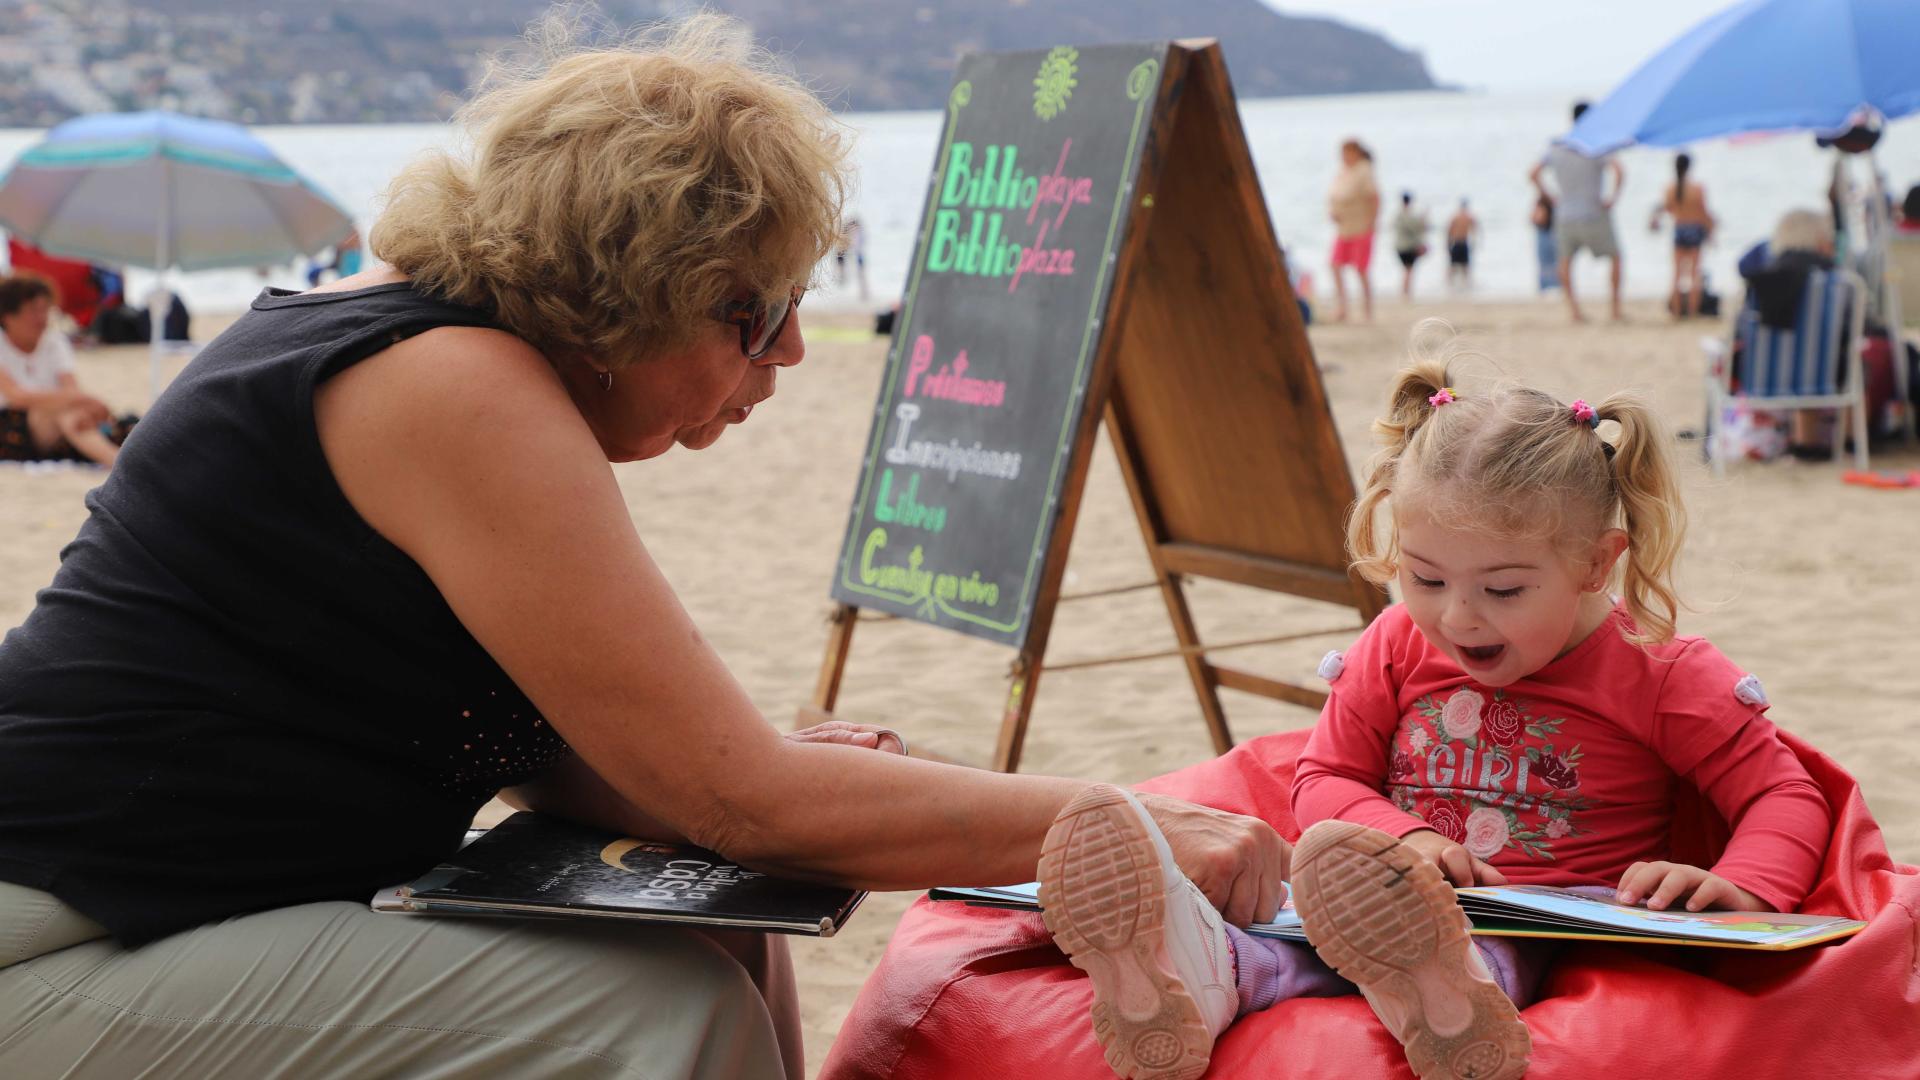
top-left (2, 297), bottom-right (1914, 1077)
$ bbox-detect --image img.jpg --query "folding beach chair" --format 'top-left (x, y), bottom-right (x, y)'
top-left (1705, 267), bottom-right (1868, 475)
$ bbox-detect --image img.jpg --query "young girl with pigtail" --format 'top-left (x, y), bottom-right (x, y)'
top-left (1036, 353), bottom-right (1832, 1080)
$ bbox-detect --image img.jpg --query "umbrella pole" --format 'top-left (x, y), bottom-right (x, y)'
top-left (149, 160), bottom-right (170, 405)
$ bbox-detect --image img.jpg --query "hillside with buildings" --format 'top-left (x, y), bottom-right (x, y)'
top-left (0, 0), bottom-right (1437, 125)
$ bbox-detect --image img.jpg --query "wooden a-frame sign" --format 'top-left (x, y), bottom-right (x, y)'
top-left (812, 39), bottom-right (1387, 771)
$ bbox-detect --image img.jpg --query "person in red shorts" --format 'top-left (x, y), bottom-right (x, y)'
top-left (1327, 138), bottom-right (1380, 322)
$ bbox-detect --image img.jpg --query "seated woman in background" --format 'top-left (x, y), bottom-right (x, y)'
top-left (1734, 208), bottom-right (1851, 459)
top-left (0, 272), bottom-right (132, 466)
top-left (1740, 208), bottom-right (1836, 330)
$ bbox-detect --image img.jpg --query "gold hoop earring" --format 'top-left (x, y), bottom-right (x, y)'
top-left (595, 370), bottom-right (612, 393)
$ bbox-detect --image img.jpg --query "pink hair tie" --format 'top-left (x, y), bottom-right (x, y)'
top-left (1427, 387), bottom-right (1457, 407)
top-left (1570, 399), bottom-right (1599, 428)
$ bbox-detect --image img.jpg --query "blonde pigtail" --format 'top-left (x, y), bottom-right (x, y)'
top-left (1597, 394), bottom-right (1686, 643)
top-left (1347, 359), bottom-right (1454, 583)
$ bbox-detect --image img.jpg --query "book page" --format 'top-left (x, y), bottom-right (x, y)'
top-left (1454, 885), bottom-right (1862, 946)
top-left (929, 881), bottom-right (1306, 938)
top-left (932, 880), bottom-right (1863, 949)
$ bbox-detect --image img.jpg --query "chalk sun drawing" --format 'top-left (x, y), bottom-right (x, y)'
top-left (1032, 46), bottom-right (1078, 121)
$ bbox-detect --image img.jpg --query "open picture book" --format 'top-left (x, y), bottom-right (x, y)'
top-left (372, 812), bottom-right (867, 937)
top-left (929, 880), bottom-right (1864, 951)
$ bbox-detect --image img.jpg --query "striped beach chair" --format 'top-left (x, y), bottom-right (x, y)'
top-left (1705, 267), bottom-right (1868, 475)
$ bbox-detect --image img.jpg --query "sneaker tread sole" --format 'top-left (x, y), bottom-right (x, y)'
top-left (1039, 786), bottom-right (1212, 1080)
top-left (1293, 821), bottom-right (1531, 1080)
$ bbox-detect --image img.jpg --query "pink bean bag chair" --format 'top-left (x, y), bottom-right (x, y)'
top-left (822, 728), bottom-right (1919, 1079)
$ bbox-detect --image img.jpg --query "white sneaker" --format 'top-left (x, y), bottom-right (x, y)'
top-left (1038, 784), bottom-right (1237, 1080)
top-left (1292, 820), bottom-right (1531, 1080)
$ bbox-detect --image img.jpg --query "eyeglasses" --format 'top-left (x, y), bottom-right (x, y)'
top-left (713, 285), bottom-right (805, 361)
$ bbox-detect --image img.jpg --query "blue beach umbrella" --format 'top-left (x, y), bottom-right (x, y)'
top-left (1565, 0), bottom-right (1920, 154)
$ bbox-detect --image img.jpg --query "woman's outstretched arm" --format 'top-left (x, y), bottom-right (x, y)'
top-left (316, 325), bottom-right (1288, 919)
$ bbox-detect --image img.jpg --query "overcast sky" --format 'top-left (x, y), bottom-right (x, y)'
top-left (1266, 1), bottom-right (1740, 95)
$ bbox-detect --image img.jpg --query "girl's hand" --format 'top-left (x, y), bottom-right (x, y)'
top-left (1615, 862), bottom-right (1772, 911)
top-left (786, 720), bottom-right (908, 756)
top-left (1399, 828), bottom-right (1509, 887)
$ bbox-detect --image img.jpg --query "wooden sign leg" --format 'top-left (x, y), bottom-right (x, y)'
top-left (1155, 572), bottom-right (1234, 755)
top-left (992, 651), bottom-right (1043, 773)
top-left (799, 603), bottom-right (859, 729)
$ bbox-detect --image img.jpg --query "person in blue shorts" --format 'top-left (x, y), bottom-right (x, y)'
top-left (1649, 153), bottom-right (1715, 318)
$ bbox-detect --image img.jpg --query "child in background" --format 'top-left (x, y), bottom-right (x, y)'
top-left (1446, 199), bottom-right (1478, 289)
top-left (1038, 349), bottom-right (1831, 1080)
top-left (1392, 192), bottom-right (1430, 300)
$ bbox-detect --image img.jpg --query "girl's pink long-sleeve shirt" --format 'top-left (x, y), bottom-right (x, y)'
top-left (1292, 605), bottom-right (1830, 912)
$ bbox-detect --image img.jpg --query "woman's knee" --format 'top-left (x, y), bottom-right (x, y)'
top-left (529, 925), bottom-right (792, 1079)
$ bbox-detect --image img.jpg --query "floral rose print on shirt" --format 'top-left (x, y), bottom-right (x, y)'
top-left (1441, 687), bottom-right (1485, 739)
top-left (1399, 686), bottom-right (1590, 861)
top-left (1482, 698), bottom-right (1524, 747)
top-left (1463, 806), bottom-right (1510, 858)
top-left (1531, 750), bottom-right (1580, 790)
top-left (1424, 798), bottom-right (1468, 844)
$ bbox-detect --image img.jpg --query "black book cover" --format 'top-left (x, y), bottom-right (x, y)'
top-left (379, 812), bottom-right (866, 937)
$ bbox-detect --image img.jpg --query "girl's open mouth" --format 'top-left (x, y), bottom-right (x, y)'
top-left (1458, 643), bottom-right (1506, 667)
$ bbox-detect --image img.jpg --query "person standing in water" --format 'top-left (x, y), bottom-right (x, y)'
top-left (1391, 192), bottom-right (1431, 300)
top-left (1327, 139), bottom-right (1381, 322)
top-left (1649, 153), bottom-right (1714, 318)
top-left (834, 215), bottom-right (869, 302)
top-left (1531, 193), bottom-right (1559, 292)
top-left (1531, 103), bottom-right (1625, 323)
top-left (1446, 199), bottom-right (1479, 290)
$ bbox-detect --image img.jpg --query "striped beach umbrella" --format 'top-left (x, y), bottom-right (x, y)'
top-left (0, 110), bottom-right (355, 398)
top-left (0, 110), bottom-right (353, 272)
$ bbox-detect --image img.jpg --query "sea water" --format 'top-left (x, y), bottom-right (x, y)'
top-left (3, 89), bottom-right (1918, 315)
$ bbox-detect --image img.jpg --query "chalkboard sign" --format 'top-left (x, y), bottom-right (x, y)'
top-left (812, 41), bottom-right (1387, 772)
top-left (830, 43), bottom-right (1168, 648)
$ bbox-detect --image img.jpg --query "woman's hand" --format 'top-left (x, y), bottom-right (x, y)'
top-left (1133, 792), bottom-right (1290, 927)
top-left (786, 720), bottom-right (907, 756)
top-left (1615, 861), bottom-right (1771, 911)
top-left (1400, 828), bottom-right (1509, 887)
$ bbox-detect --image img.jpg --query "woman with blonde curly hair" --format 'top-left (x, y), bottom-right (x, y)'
top-left (0, 16), bottom-right (1286, 1077)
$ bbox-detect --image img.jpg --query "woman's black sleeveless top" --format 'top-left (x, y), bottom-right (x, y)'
top-left (0, 283), bottom-right (570, 945)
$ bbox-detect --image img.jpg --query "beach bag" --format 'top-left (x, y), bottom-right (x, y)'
top-left (94, 305), bottom-right (146, 345)
top-left (1710, 402), bottom-right (1786, 463)
top-left (92, 299), bottom-right (191, 344)
top-left (821, 728), bottom-right (1919, 1080)
top-left (1859, 334), bottom-right (1898, 440)
top-left (1667, 285), bottom-right (1720, 319)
